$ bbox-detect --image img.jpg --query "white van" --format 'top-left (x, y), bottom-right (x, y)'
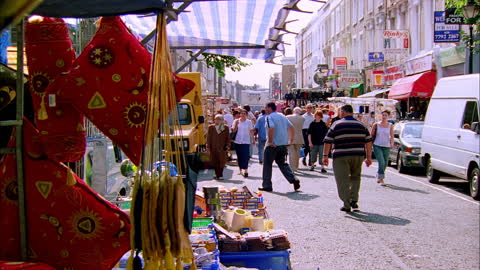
top-left (422, 74), bottom-right (480, 200)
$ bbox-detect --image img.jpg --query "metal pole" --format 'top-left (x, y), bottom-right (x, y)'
top-left (469, 24), bottom-right (474, 74)
top-left (174, 48), bottom-right (206, 73)
top-left (15, 19), bottom-right (28, 262)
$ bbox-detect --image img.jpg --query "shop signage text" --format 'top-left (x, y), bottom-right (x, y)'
top-left (334, 57), bottom-right (348, 73)
top-left (384, 65), bottom-right (404, 85)
top-left (434, 11), bottom-right (460, 43)
top-left (405, 54), bottom-right (433, 75)
top-left (339, 70), bottom-right (362, 88)
top-left (383, 30), bottom-right (409, 55)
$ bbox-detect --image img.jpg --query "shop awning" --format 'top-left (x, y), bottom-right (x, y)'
top-left (388, 71), bottom-right (437, 100)
top-left (30, 1), bottom-right (316, 61)
top-left (358, 88), bottom-right (390, 98)
top-left (350, 83), bottom-right (364, 97)
top-left (122, 0), bottom-right (297, 60)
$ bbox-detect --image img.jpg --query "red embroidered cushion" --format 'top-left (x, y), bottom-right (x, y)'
top-left (25, 17), bottom-right (86, 162)
top-left (0, 119), bottom-right (131, 270)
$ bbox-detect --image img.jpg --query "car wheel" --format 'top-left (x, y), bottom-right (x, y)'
top-left (469, 167), bottom-right (480, 200)
top-left (426, 158), bottom-right (440, 184)
top-left (397, 153), bottom-right (407, 173)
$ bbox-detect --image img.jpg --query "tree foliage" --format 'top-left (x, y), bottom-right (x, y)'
top-left (187, 51), bottom-right (251, 77)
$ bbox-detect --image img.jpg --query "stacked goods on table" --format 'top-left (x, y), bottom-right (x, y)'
top-left (186, 218), bottom-right (220, 270)
top-left (219, 187), bottom-right (263, 210)
top-left (194, 185), bottom-right (292, 270)
top-left (216, 230), bottom-right (290, 253)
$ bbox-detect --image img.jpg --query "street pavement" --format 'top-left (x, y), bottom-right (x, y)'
top-left (197, 151), bottom-right (480, 270)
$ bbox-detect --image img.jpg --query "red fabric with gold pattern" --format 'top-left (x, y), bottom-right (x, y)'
top-left (25, 17), bottom-right (86, 162)
top-left (48, 16), bottom-right (196, 165)
top-left (0, 119), bottom-right (130, 270)
top-left (0, 261), bottom-right (56, 269)
top-left (48, 16), bottom-right (150, 166)
top-left (173, 73), bottom-right (195, 102)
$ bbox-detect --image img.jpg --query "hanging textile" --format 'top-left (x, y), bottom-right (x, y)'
top-left (25, 16), bottom-right (86, 162)
top-left (128, 14), bottom-right (194, 270)
top-left (0, 119), bottom-right (131, 269)
top-left (46, 16), bottom-right (194, 166)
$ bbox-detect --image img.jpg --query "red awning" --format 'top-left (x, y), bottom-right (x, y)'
top-left (388, 71), bottom-right (437, 100)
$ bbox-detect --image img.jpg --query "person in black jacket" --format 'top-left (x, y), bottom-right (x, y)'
top-left (308, 109), bottom-right (329, 172)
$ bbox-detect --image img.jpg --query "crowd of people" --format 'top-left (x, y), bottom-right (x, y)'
top-left (206, 101), bottom-right (395, 212)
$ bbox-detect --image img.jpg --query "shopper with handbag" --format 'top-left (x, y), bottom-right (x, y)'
top-left (371, 110), bottom-right (394, 185)
top-left (232, 109), bottom-right (255, 177)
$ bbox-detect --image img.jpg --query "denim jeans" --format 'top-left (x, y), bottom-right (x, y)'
top-left (257, 139), bottom-right (266, 162)
top-left (262, 145), bottom-right (297, 189)
top-left (235, 143), bottom-right (250, 169)
top-left (309, 144), bottom-right (324, 166)
top-left (373, 145), bottom-right (390, 180)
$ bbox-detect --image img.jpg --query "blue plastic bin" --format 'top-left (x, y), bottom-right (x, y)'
top-left (220, 250), bottom-right (291, 270)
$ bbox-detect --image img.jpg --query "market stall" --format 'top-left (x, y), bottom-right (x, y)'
top-left (0, 1), bottom-right (316, 270)
top-left (327, 97), bottom-right (399, 122)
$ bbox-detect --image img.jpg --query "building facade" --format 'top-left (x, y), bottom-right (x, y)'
top-left (295, 0), bottom-right (462, 93)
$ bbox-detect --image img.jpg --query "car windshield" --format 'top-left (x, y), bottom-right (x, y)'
top-left (169, 104), bottom-right (192, 125)
top-left (402, 124), bottom-right (423, 138)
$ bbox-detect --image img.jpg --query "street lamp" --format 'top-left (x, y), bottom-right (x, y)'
top-left (462, 0), bottom-right (480, 74)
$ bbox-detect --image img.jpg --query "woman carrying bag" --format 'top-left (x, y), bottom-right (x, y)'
top-left (372, 110), bottom-right (394, 185)
top-left (232, 109), bottom-right (255, 177)
top-left (207, 114), bottom-right (231, 180)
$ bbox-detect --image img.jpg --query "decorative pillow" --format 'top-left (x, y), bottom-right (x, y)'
top-left (0, 119), bottom-right (131, 270)
top-left (48, 16), bottom-right (195, 166)
top-left (0, 261), bottom-right (56, 270)
top-left (48, 16), bottom-right (151, 166)
top-left (25, 16), bottom-right (86, 162)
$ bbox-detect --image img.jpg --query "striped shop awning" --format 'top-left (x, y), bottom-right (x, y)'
top-left (122, 0), bottom-right (302, 61)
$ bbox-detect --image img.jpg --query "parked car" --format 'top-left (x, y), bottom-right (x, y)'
top-left (389, 120), bottom-right (424, 173)
top-left (421, 74), bottom-right (480, 200)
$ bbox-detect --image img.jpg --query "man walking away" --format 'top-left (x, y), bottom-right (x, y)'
top-left (286, 107), bottom-right (305, 171)
top-left (255, 110), bottom-right (267, 164)
top-left (302, 104), bottom-right (315, 166)
top-left (260, 102), bottom-right (301, 192)
top-left (323, 104), bottom-right (373, 212)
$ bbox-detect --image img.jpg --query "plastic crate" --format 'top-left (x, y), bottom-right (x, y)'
top-left (220, 250), bottom-right (291, 270)
top-left (192, 217), bottom-right (214, 228)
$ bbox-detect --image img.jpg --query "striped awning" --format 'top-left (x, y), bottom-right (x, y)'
top-left (123, 0), bottom-right (302, 61)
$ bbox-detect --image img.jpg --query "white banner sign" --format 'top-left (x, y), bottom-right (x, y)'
top-left (405, 53), bottom-right (433, 75)
top-left (383, 30), bottom-right (409, 55)
top-left (339, 70), bottom-right (362, 88)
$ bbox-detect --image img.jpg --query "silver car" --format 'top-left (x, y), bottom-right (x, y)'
top-left (389, 121), bottom-right (424, 173)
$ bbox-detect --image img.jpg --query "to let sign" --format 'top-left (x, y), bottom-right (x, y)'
top-left (434, 11), bottom-right (460, 43)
